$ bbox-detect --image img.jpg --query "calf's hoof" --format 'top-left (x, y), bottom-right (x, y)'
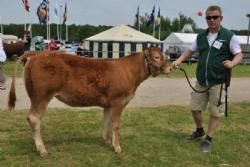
top-left (40, 150), bottom-right (48, 157)
top-left (104, 139), bottom-right (111, 146)
top-left (114, 146), bottom-right (122, 154)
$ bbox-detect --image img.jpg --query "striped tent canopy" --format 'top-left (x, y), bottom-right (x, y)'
top-left (84, 24), bottom-right (162, 58)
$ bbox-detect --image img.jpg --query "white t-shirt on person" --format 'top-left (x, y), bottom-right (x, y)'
top-left (0, 38), bottom-right (7, 62)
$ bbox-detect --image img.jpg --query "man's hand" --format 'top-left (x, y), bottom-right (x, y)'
top-left (223, 60), bottom-right (234, 69)
top-left (169, 60), bottom-right (181, 71)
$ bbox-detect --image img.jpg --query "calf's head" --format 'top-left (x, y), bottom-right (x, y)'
top-left (144, 46), bottom-right (171, 76)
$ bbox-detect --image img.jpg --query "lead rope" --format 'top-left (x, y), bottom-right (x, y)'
top-left (177, 66), bottom-right (212, 93)
top-left (176, 65), bottom-right (227, 117)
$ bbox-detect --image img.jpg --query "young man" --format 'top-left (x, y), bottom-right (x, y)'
top-left (0, 37), bottom-right (7, 90)
top-left (171, 5), bottom-right (243, 152)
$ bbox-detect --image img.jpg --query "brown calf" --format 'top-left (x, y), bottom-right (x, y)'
top-left (8, 46), bottom-right (170, 157)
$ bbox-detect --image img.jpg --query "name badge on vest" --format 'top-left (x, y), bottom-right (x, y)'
top-left (213, 40), bottom-right (223, 50)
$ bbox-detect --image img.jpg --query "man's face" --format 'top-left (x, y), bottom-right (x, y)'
top-left (206, 10), bottom-right (223, 32)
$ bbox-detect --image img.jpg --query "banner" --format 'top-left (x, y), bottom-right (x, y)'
top-left (22, 0), bottom-right (30, 12)
top-left (146, 6), bottom-right (155, 27)
top-left (37, 0), bottom-right (49, 24)
top-left (63, 3), bottom-right (67, 25)
top-left (134, 6), bottom-right (140, 29)
top-left (155, 7), bottom-right (161, 30)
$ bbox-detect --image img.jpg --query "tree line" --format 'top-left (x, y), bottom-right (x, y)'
top-left (1, 13), bottom-right (248, 42)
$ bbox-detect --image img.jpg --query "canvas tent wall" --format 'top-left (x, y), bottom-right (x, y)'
top-left (163, 32), bottom-right (250, 62)
top-left (163, 32), bottom-right (197, 51)
top-left (0, 33), bottom-right (18, 43)
top-left (84, 24), bottom-right (162, 58)
top-left (164, 32), bottom-right (248, 50)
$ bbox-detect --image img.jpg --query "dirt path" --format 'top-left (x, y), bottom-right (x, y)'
top-left (0, 77), bottom-right (249, 110)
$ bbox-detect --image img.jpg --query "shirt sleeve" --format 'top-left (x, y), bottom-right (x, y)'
top-left (230, 35), bottom-right (242, 55)
top-left (189, 38), bottom-right (198, 52)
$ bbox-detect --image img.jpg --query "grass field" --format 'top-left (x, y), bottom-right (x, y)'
top-left (4, 60), bottom-right (250, 77)
top-left (0, 103), bottom-right (250, 166)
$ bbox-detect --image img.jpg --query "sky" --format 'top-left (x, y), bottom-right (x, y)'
top-left (0, 0), bottom-right (249, 31)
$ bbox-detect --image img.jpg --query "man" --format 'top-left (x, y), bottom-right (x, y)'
top-left (171, 5), bottom-right (243, 152)
top-left (0, 37), bottom-right (7, 90)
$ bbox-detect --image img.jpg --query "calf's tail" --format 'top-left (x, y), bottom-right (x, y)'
top-left (8, 52), bottom-right (33, 111)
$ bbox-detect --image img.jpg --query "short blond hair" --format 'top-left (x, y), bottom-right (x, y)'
top-left (206, 5), bottom-right (222, 16)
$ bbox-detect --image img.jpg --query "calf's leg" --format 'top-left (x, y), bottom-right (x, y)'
top-left (111, 105), bottom-right (123, 154)
top-left (103, 107), bottom-right (112, 145)
top-left (26, 101), bottom-right (49, 157)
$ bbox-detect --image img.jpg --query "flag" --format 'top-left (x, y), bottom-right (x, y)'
top-left (37, 0), bottom-right (49, 24)
top-left (22, 0), bottom-right (30, 12)
top-left (63, 3), bottom-right (67, 25)
top-left (54, 1), bottom-right (58, 17)
top-left (155, 7), bottom-right (161, 30)
top-left (134, 6), bottom-right (140, 29)
top-left (146, 6), bottom-right (155, 27)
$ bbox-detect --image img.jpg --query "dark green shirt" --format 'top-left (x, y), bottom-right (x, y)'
top-left (196, 26), bottom-right (234, 86)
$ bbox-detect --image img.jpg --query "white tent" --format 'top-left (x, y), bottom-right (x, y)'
top-left (163, 32), bottom-right (197, 49)
top-left (164, 32), bottom-right (248, 52)
top-left (0, 33), bottom-right (18, 43)
top-left (84, 24), bottom-right (162, 58)
top-left (236, 35), bottom-right (248, 44)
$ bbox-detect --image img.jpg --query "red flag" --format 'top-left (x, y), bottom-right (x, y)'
top-left (22, 0), bottom-right (30, 12)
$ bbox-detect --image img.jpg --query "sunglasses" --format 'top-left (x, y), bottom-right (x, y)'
top-left (206, 16), bottom-right (221, 20)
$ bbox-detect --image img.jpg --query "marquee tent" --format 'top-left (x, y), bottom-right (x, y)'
top-left (164, 32), bottom-right (248, 49)
top-left (0, 33), bottom-right (18, 43)
top-left (84, 24), bottom-right (162, 58)
top-left (163, 32), bottom-right (197, 50)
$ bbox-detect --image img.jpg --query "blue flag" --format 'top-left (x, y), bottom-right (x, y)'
top-left (146, 6), bottom-right (155, 27)
top-left (155, 7), bottom-right (161, 30)
top-left (37, 0), bottom-right (49, 25)
top-left (134, 6), bottom-right (140, 29)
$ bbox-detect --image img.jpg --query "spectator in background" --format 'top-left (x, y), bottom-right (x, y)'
top-left (76, 42), bottom-right (89, 56)
top-left (49, 39), bottom-right (58, 50)
top-left (23, 31), bottom-right (31, 52)
top-left (59, 42), bottom-right (66, 52)
top-left (0, 37), bottom-right (7, 90)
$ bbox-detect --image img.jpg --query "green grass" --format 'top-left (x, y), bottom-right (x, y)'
top-left (0, 103), bottom-right (250, 166)
top-left (4, 61), bottom-right (24, 77)
top-left (4, 60), bottom-right (250, 77)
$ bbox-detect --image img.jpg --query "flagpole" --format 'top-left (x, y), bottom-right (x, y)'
top-left (23, 1), bottom-right (26, 42)
top-left (24, 10), bottom-right (27, 31)
top-left (60, 4), bottom-right (62, 41)
top-left (30, 24), bottom-right (32, 37)
top-left (55, 1), bottom-right (59, 40)
top-left (48, 0), bottom-right (50, 40)
top-left (138, 6), bottom-right (140, 31)
top-left (66, 24), bottom-right (68, 41)
top-left (159, 25), bottom-right (161, 40)
top-left (0, 16), bottom-right (3, 34)
top-left (0, 23), bottom-right (3, 34)
top-left (153, 22), bottom-right (155, 37)
top-left (57, 24), bottom-right (59, 40)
